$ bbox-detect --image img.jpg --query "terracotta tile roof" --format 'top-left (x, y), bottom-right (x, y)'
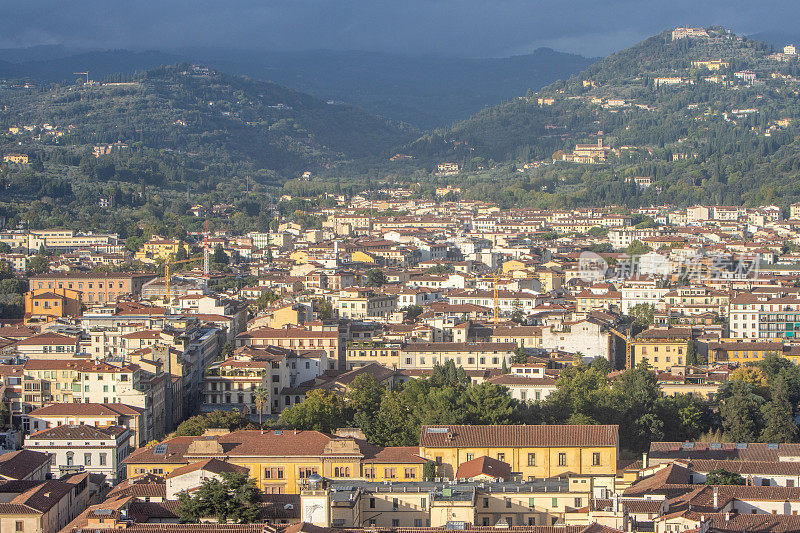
top-left (687, 459), bottom-right (800, 476)
top-left (165, 458), bottom-right (249, 479)
top-left (237, 328), bottom-right (337, 339)
top-left (23, 359), bottom-right (135, 372)
top-left (693, 484), bottom-right (800, 503)
top-left (127, 500), bottom-right (180, 521)
top-left (28, 402), bottom-right (143, 418)
top-left (0, 325), bottom-right (36, 339)
top-left (0, 450), bottom-right (50, 480)
top-left (404, 342), bottom-right (517, 352)
top-left (419, 424), bottom-right (618, 448)
top-left (27, 424), bottom-right (129, 441)
top-left (679, 511), bottom-right (800, 533)
top-left (107, 477), bottom-right (166, 499)
top-left (650, 441), bottom-right (800, 462)
top-left (63, 523), bottom-right (270, 533)
top-left (124, 430), bottom-right (337, 465)
top-left (334, 363), bottom-right (397, 386)
top-left (623, 463), bottom-right (692, 496)
top-left (359, 445), bottom-right (426, 464)
top-left (456, 455), bottom-right (511, 481)
top-left (16, 333), bottom-right (77, 346)
top-left (0, 479), bottom-right (76, 513)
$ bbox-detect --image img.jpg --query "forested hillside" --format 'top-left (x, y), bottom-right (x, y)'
top-left (0, 47), bottom-right (596, 128)
top-left (406, 28), bottom-right (800, 208)
top-left (0, 64), bottom-right (414, 199)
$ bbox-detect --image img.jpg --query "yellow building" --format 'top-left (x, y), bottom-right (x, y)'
top-left (351, 250), bottom-right (377, 264)
top-left (707, 339), bottom-right (783, 365)
top-left (418, 424), bottom-right (618, 483)
top-left (691, 60), bottom-right (729, 71)
top-left (134, 239), bottom-right (188, 262)
top-left (3, 153), bottom-right (29, 165)
top-left (289, 250), bottom-right (310, 264)
top-left (309, 477), bottom-right (593, 528)
top-left (502, 260), bottom-right (527, 275)
top-left (270, 304), bottom-right (307, 329)
top-left (345, 341), bottom-right (403, 370)
top-left (630, 338), bottom-right (691, 372)
top-left (23, 287), bottom-right (82, 325)
top-left (122, 429), bottom-right (426, 494)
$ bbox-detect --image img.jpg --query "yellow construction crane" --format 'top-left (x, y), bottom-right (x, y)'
top-left (162, 249), bottom-right (209, 302)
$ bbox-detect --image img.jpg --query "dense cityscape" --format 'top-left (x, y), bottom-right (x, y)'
top-left (3, 13), bottom-right (800, 533)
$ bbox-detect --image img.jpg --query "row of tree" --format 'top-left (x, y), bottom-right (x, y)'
top-left (276, 355), bottom-right (800, 452)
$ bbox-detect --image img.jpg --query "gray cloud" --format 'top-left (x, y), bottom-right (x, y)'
top-left (0, 0), bottom-right (798, 57)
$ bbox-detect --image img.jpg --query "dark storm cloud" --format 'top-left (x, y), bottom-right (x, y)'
top-left (2, 0), bottom-right (799, 57)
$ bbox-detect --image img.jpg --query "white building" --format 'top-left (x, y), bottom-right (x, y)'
top-left (621, 284), bottom-right (671, 313)
top-left (25, 425), bottom-right (131, 484)
top-left (165, 458), bottom-right (249, 499)
top-left (608, 228), bottom-right (660, 249)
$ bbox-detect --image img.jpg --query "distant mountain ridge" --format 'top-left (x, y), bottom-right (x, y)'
top-left (0, 46), bottom-right (596, 128)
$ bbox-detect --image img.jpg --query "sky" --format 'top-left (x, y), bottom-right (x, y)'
top-left (2, 0), bottom-right (800, 58)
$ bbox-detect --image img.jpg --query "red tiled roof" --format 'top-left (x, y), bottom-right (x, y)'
top-left (419, 424), bottom-right (618, 448)
top-left (0, 450), bottom-right (50, 480)
top-left (166, 458), bottom-right (249, 479)
top-left (16, 333), bottom-right (77, 346)
top-left (28, 402), bottom-right (143, 418)
top-left (28, 424), bottom-right (128, 441)
top-left (456, 455), bottom-right (511, 481)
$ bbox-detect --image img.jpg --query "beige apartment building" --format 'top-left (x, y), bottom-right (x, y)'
top-left (304, 477), bottom-right (594, 529)
top-left (399, 342), bottom-right (516, 371)
top-left (28, 273), bottom-right (155, 304)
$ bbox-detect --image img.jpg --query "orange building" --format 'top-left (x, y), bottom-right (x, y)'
top-left (24, 287), bottom-right (82, 324)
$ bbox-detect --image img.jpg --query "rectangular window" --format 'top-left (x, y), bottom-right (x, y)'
top-left (592, 453), bottom-right (601, 466)
top-left (99, 453), bottom-right (107, 466)
top-left (466, 453), bottom-right (474, 461)
top-left (558, 453), bottom-right (566, 466)
top-left (528, 453), bottom-right (536, 466)
top-left (84, 453), bottom-right (91, 466)
top-left (552, 497), bottom-right (558, 508)
top-left (384, 468), bottom-right (396, 479)
top-left (497, 453), bottom-right (505, 462)
top-left (16, 521), bottom-right (23, 532)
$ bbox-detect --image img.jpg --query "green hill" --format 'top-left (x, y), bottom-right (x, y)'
top-left (0, 64), bottom-right (415, 198)
top-left (0, 47), bottom-right (596, 129)
top-left (407, 28), bottom-right (800, 208)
